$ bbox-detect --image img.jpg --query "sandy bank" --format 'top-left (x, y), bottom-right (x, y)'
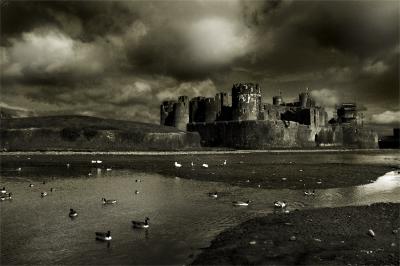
top-left (192, 203), bottom-right (400, 265)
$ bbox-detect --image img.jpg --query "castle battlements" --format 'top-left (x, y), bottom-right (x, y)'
top-left (159, 82), bottom-right (375, 149)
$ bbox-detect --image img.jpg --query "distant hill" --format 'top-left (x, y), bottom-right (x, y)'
top-left (0, 115), bottom-right (200, 151)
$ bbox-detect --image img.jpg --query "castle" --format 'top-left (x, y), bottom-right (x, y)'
top-left (160, 83), bottom-right (378, 149)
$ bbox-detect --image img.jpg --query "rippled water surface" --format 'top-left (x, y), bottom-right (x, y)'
top-left (1, 154), bottom-right (400, 265)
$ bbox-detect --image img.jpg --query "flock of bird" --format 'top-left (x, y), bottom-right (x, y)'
top-left (0, 187), bottom-right (12, 201)
top-left (1, 162), bottom-right (152, 243)
top-left (1, 158), bottom-right (315, 242)
top-left (173, 159), bottom-right (295, 210)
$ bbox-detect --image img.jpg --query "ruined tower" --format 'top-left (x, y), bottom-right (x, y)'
top-left (231, 83), bottom-right (262, 121)
top-left (160, 100), bottom-right (176, 126)
top-left (173, 96), bottom-right (189, 131)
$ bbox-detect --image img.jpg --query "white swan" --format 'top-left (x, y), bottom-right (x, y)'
top-left (232, 200), bottom-right (250, 206)
top-left (223, 160), bottom-right (227, 165)
top-left (274, 201), bottom-right (287, 208)
top-left (1, 187), bottom-right (6, 194)
top-left (174, 162), bottom-right (182, 168)
top-left (202, 163), bottom-right (209, 168)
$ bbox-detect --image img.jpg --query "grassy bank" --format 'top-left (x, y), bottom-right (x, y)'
top-left (192, 203), bottom-right (400, 265)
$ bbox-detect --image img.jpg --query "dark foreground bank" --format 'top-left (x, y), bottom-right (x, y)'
top-left (192, 203), bottom-right (400, 265)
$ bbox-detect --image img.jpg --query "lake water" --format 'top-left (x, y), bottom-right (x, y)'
top-left (1, 154), bottom-right (400, 265)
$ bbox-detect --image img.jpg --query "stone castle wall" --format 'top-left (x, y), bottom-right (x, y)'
top-left (188, 121), bottom-right (378, 149)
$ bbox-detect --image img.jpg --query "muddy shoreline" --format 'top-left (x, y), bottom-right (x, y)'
top-left (1, 151), bottom-right (398, 189)
top-left (192, 203), bottom-right (400, 265)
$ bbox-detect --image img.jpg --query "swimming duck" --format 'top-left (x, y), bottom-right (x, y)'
top-left (1, 187), bottom-right (7, 194)
top-left (132, 217), bottom-right (150, 229)
top-left (41, 192), bottom-right (48, 197)
top-left (69, 208), bottom-right (78, 217)
top-left (208, 192), bottom-right (218, 198)
top-left (174, 162), bottom-right (182, 168)
top-left (274, 201), bottom-right (287, 208)
top-left (202, 163), bottom-right (209, 168)
top-left (304, 190), bottom-right (315, 196)
top-left (0, 193), bottom-right (12, 201)
top-left (102, 198), bottom-right (117, 204)
top-left (95, 231), bottom-right (112, 241)
top-left (232, 200), bottom-right (250, 206)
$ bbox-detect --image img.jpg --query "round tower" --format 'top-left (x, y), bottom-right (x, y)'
top-left (299, 92), bottom-right (308, 108)
top-left (272, 96), bottom-right (283, 106)
top-left (231, 83), bottom-right (262, 121)
top-left (173, 96), bottom-right (189, 131)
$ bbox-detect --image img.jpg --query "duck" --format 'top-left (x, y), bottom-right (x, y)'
top-left (41, 192), bottom-right (48, 197)
top-left (1, 187), bottom-right (7, 194)
top-left (29, 184), bottom-right (34, 188)
top-left (202, 163), bottom-right (209, 168)
top-left (174, 161), bottom-right (182, 168)
top-left (135, 179), bottom-right (141, 183)
top-left (274, 200), bottom-right (287, 208)
top-left (208, 192), bottom-right (218, 198)
top-left (69, 208), bottom-right (78, 217)
top-left (232, 200), bottom-right (251, 206)
top-left (102, 198), bottom-right (117, 204)
top-left (304, 190), bottom-right (315, 196)
top-left (95, 231), bottom-right (112, 241)
top-left (132, 217), bottom-right (150, 229)
top-left (0, 193), bottom-right (12, 201)
top-left (135, 190), bottom-right (140, 194)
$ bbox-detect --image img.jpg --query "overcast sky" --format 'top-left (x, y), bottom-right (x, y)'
top-left (1, 0), bottom-right (399, 132)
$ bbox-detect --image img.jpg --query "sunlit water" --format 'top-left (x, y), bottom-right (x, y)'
top-left (1, 166), bottom-right (399, 265)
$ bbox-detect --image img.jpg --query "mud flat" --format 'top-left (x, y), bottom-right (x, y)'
top-left (192, 203), bottom-right (400, 265)
top-left (1, 151), bottom-right (398, 189)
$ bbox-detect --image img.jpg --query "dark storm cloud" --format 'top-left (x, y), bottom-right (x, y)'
top-left (1, 1), bottom-right (137, 43)
top-left (0, 0), bottom-right (398, 126)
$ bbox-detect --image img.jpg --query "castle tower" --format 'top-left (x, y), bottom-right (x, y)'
top-left (173, 96), bottom-right (189, 131)
top-left (204, 97), bottom-right (218, 123)
top-left (299, 92), bottom-right (308, 108)
top-left (160, 100), bottom-right (176, 126)
top-left (231, 83), bottom-right (262, 121)
top-left (189, 96), bottom-right (206, 123)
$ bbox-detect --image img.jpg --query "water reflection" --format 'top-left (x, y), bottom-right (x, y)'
top-left (0, 167), bottom-right (399, 265)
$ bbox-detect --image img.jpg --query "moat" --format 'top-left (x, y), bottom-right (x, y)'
top-left (1, 150), bottom-right (399, 265)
